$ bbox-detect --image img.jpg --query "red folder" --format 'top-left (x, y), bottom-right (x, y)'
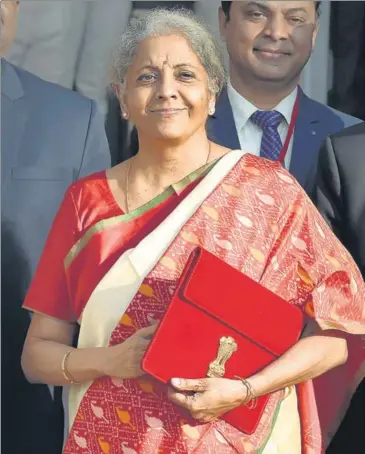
top-left (142, 247), bottom-right (304, 434)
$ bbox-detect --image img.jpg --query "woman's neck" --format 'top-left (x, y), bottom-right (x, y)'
top-left (132, 133), bottom-right (212, 189)
top-left (229, 68), bottom-right (298, 110)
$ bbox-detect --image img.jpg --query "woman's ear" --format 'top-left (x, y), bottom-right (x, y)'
top-left (113, 83), bottom-right (129, 120)
top-left (208, 93), bottom-right (216, 116)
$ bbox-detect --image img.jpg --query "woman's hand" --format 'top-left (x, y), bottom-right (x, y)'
top-left (168, 377), bottom-right (247, 423)
top-left (102, 324), bottom-right (158, 380)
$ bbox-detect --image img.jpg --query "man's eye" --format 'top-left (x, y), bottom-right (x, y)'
top-left (247, 11), bottom-right (265, 20)
top-left (289, 16), bottom-right (305, 24)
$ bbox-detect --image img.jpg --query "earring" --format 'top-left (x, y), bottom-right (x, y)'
top-left (122, 112), bottom-right (129, 120)
top-left (209, 106), bottom-right (215, 116)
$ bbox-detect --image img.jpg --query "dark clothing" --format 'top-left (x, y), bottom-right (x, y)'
top-left (1, 59), bottom-right (110, 454)
top-left (313, 122), bottom-right (365, 454)
top-left (208, 87), bottom-right (361, 193)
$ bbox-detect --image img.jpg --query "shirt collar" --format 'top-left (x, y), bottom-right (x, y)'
top-left (227, 80), bottom-right (298, 129)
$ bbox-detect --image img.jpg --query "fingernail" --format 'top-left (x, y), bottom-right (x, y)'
top-left (171, 378), bottom-right (180, 387)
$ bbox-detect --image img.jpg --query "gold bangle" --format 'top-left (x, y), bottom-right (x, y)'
top-left (61, 350), bottom-right (80, 384)
top-left (234, 376), bottom-right (257, 409)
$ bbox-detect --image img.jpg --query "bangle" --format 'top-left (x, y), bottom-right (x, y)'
top-left (234, 376), bottom-right (257, 409)
top-left (61, 350), bottom-right (80, 384)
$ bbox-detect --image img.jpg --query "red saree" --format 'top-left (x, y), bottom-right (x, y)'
top-left (23, 153), bottom-right (365, 454)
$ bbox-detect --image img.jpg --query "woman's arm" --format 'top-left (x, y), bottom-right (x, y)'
top-left (21, 313), bottom-right (157, 385)
top-left (247, 330), bottom-right (348, 397)
top-left (22, 314), bottom-right (105, 385)
top-left (168, 331), bottom-right (348, 422)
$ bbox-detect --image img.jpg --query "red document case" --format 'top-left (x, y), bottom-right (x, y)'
top-left (142, 247), bottom-right (304, 434)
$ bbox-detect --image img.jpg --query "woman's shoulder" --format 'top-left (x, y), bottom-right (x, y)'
top-left (67, 170), bottom-right (109, 201)
top-left (64, 169), bottom-right (121, 235)
top-left (240, 153), bottom-right (302, 191)
top-left (236, 153), bottom-right (308, 211)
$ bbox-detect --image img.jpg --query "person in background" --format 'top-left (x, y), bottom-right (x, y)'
top-left (20, 8), bottom-right (365, 454)
top-left (1, 1), bottom-right (110, 453)
top-left (329, 2), bottom-right (365, 120)
top-left (7, 0), bottom-right (132, 116)
top-left (208, 0), bottom-right (361, 193)
top-left (313, 122), bottom-right (365, 454)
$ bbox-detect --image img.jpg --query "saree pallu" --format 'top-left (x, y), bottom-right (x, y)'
top-left (62, 152), bottom-right (365, 454)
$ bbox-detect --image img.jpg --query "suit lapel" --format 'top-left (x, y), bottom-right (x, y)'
top-left (289, 88), bottom-right (322, 188)
top-left (207, 89), bottom-right (240, 150)
top-left (1, 60), bottom-right (28, 193)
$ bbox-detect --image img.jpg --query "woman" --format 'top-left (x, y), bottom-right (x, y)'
top-left (21, 8), bottom-right (365, 454)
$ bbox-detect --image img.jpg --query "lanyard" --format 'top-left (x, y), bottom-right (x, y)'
top-left (277, 92), bottom-right (299, 163)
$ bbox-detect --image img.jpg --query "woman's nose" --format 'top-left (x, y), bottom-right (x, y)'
top-left (156, 74), bottom-right (178, 100)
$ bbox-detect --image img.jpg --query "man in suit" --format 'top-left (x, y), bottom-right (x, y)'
top-left (1, 2), bottom-right (110, 453)
top-left (313, 122), bottom-right (365, 454)
top-left (208, 1), bottom-right (361, 192)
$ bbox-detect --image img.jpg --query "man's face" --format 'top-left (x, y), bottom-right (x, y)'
top-left (219, 1), bottom-right (318, 86)
top-left (0, 1), bottom-right (19, 56)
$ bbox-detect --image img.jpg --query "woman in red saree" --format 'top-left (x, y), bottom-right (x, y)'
top-left (22, 8), bottom-right (365, 454)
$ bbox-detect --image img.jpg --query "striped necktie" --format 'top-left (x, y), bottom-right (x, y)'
top-left (251, 110), bottom-right (284, 161)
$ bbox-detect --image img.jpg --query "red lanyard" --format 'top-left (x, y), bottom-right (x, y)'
top-left (277, 92), bottom-right (299, 163)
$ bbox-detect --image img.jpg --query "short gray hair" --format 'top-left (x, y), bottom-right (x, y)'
top-left (110, 7), bottom-right (226, 96)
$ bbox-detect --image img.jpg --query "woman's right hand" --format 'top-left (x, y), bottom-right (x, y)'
top-left (102, 324), bottom-right (158, 379)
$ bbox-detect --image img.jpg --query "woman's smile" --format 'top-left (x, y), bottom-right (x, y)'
top-left (149, 107), bottom-right (187, 117)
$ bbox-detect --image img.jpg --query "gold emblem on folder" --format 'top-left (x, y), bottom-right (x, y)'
top-left (207, 336), bottom-right (238, 378)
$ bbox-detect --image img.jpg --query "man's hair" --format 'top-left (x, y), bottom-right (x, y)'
top-left (221, 1), bottom-right (321, 20)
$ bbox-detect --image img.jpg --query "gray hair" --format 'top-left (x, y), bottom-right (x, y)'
top-left (110, 7), bottom-right (226, 96)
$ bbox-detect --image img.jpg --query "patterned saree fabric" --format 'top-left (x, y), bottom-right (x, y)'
top-left (23, 153), bottom-right (365, 454)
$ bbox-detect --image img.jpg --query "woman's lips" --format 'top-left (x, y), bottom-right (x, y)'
top-left (150, 108), bottom-right (187, 117)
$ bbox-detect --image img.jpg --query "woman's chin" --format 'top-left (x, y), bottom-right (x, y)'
top-left (150, 126), bottom-right (189, 142)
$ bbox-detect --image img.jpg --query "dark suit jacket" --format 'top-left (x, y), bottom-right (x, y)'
top-left (313, 122), bottom-right (365, 275)
top-left (207, 87), bottom-right (361, 193)
top-left (1, 60), bottom-right (110, 454)
top-left (312, 121), bottom-right (365, 454)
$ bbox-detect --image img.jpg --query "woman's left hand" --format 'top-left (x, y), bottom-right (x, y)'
top-left (168, 377), bottom-right (247, 423)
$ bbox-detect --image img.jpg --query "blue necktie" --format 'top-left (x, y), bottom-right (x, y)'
top-left (251, 110), bottom-right (284, 161)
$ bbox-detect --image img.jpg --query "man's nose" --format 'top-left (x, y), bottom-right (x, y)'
top-left (263, 16), bottom-right (290, 41)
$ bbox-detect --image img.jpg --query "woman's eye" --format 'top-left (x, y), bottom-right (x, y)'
top-left (178, 71), bottom-right (194, 80)
top-left (138, 74), bottom-right (157, 82)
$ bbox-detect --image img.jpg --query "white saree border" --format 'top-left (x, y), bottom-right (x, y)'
top-left (67, 148), bottom-right (301, 454)
top-left (261, 387), bottom-right (301, 454)
top-left (68, 149), bottom-right (244, 427)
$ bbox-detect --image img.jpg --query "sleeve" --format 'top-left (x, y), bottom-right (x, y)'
top-left (23, 187), bottom-right (80, 322)
top-left (76, 99), bottom-right (111, 179)
top-left (267, 179), bottom-right (365, 335)
top-left (312, 137), bottom-right (345, 242)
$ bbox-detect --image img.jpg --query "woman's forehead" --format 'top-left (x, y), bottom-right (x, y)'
top-left (133, 35), bottom-right (202, 69)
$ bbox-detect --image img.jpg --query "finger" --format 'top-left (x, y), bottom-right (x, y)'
top-left (139, 337), bottom-right (151, 346)
top-left (167, 388), bottom-right (193, 410)
top-left (194, 413), bottom-right (216, 423)
top-left (171, 378), bottom-right (208, 392)
top-left (138, 323), bottom-right (159, 338)
top-left (134, 366), bottom-right (145, 377)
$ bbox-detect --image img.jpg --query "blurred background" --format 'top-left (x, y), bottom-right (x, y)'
top-left (6, 0), bottom-right (365, 165)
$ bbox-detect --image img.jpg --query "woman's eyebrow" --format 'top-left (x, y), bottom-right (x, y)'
top-left (136, 63), bottom-right (199, 72)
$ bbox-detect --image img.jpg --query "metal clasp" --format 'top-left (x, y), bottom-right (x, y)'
top-left (207, 336), bottom-right (238, 378)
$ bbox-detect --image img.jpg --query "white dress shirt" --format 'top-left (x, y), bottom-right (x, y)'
top-left (227, 81), bottom-right (298, 169)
